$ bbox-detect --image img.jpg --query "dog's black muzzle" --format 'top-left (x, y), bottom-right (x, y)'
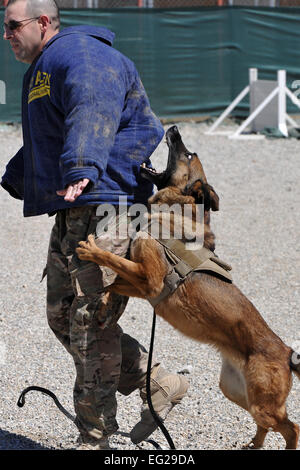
top-left (140, 125), bottom-right (193, 190)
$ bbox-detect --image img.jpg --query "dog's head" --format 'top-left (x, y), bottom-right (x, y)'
top-left (140, 125), bottom-right (219, 211)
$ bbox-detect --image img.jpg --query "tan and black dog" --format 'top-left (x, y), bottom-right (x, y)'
top-left (76, 126), bottom-right (300, 449)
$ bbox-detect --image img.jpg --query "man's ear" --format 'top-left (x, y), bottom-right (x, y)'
top-left (38, 15), bottom-right (51, 33)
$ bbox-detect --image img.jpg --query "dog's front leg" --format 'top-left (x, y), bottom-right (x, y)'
top-left (76, 235), bottom-right (157, 297)
top-left (76, 234), bottom-right (111, 266)
top-left (107, 278), bottom-right (145, 298)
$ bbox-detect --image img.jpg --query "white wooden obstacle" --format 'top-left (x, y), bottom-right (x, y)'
top-left (206, 68), bottom-right (300, 139)
top-left (0, 80), bottom-right (6, 105)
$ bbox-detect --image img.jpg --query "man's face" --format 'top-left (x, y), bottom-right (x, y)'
top-left (3, 1), bottom-right (43, 64)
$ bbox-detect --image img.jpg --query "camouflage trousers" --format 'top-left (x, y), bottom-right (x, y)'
top-left (46, 206), bottom-right (158, 440)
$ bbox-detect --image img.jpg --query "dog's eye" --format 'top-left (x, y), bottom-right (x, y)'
top-left (185, 153), bottom-right (193, 160)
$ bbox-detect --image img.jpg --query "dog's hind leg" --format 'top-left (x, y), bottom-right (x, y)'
top-left (219, 356), bottom-right (265, 449)
top-left (219, 357), bottom-right (270, 449)
top-left (219, 356), bottom-right (249, 411)
top-left (244, 425), bottom-right (268, 449)
top-left (249, 406), bottom-right (299, 449)
top-left (272, 419), bottom-right (299, 449)
top-left (245, 355), bottom-right (299, 449)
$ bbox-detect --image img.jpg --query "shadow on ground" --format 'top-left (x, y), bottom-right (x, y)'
top-left (0, 428), bottom-right (53, 450)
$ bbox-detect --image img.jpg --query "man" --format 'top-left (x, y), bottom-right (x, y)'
top-left (1, 0), bottom-right (188, 450)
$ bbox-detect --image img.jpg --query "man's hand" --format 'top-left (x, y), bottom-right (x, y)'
top-left (56, 178), bottom-right (90, 202)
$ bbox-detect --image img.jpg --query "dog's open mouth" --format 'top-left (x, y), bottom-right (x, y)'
top-left (140, 162), bottom-right (162, 176)
top-left (140, 162), bottom-right (167, 189)
top-left (139, 125), bottom-right (189, 189)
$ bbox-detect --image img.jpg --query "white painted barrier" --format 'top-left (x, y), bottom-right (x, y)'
top-left (206, 69), bottom-right (300, 139)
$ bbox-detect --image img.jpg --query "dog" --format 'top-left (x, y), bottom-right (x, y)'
top-left (76, 125), bottom-right (300, 449)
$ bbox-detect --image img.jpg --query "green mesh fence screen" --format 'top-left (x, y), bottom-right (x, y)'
top-left (1, 7), bottom-right (300, 121)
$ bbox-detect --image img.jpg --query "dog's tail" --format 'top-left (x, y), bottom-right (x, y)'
top-left (290, 349), bottom-right (300, 380)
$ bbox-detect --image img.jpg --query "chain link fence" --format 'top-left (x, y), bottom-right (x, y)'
top-left (52, 0), bottom-right (300, 7)
top-left (2, 0), bottom-right (300, 7)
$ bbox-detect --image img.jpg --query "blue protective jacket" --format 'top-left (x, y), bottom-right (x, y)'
top-left (1, 26), bottom-right (164, 216)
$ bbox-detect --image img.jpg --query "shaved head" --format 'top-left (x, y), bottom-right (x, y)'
top-left (7, 0), bottom-right (60, 30)
top-left (4, 0), bottom-right (60, 62)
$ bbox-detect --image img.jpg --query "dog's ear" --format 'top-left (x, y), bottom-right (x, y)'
top-left (184, 179), bottom-right (219, 212)
top-left (207, 184), bottom-right (219, 211)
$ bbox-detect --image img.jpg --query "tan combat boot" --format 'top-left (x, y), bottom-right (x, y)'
top-left (76, 434), bottom-right (111, 450)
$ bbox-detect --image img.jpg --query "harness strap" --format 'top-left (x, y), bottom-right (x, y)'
top-left (148, 269), bottom-right (182, 308)
top-left (160, 238), bottom-right (214, 277)
top-left (146, 234), bottom-right (232, 308)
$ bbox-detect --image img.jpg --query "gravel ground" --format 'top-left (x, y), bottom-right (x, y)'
top-left (0, 119), bottom-right (299, 452)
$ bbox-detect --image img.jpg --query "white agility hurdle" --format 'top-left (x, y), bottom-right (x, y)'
top-left (206, 68), bottom-right (300, 139)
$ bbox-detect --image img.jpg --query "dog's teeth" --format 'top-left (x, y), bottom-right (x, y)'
top-left (140, 163), bottom-right (158, 174)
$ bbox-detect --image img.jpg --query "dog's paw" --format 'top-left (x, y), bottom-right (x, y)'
top-left (241, 440), bottom-right (263, 450)
top-left (76, 234), bottom-right (100, 263)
